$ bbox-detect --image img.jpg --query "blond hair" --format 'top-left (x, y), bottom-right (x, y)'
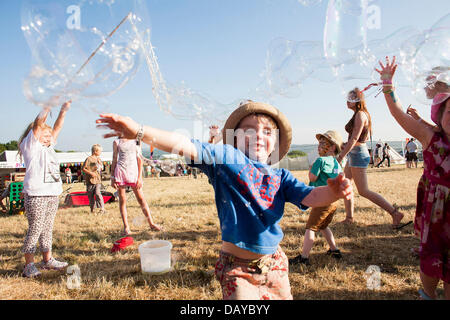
top-left (91, 144), bottom-right (102, 154)
top-left (17, 122), bottom-right (52, 160)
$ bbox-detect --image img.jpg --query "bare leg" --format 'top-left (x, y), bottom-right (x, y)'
top-left (320, 227), bottom-right (337, 251)
top-left (132, 186), bottom-right (161, 231)
top-left (351, 167), bottom-right (404, 226)
top-left (301, 229), bottom-right (315, 258)
top-left (25, 253), bottom-right (35, 265)
top-left (118, 187), bottom-right (130, 234)
top-left (420, 271), bottom-right (439, 299)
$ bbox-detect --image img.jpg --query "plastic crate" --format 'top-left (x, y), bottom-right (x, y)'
top-left (9, 182), bottom-right (24, 214)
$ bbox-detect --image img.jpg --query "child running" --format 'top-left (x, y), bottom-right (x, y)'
top-left (377, 56), bottom-right (450, 300)
top-left (111, 138), bottom-right (161, 235)
top-left (289, 130), bottom-right (344, 266)
top-left (96, 100), bottom-right (353, 300)
top-left (18, 101), bottom-right (71, 278)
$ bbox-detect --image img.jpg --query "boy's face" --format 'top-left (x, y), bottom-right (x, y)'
top-left (317, 137), bottom-right (335, 156)
top-left (235, 114), bottom-right (277, 163)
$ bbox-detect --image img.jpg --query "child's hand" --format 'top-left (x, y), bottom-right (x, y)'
top-left (327, 173), bottom-right (353, 201)
top-left (96, 113), bottom-right (140, 139)
top-left (208, 125), bottom-right (222, 143)
top-left (61, 100), bottom-right (72, 112)
top-left (406, 105), bottom-right (420, 120)
top-left (375, 56), bottom-right (398, 82)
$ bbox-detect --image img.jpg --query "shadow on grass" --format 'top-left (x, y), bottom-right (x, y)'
top-left (292, 288), bottom-right (419, 300)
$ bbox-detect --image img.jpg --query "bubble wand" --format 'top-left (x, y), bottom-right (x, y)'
top-left (74, 12), bottom-right (132, 76)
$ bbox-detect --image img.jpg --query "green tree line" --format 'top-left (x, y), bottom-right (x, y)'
top-left (0, 141), bottom-right (18, 153)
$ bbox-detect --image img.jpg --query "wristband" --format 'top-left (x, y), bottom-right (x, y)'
top-left (383, 87), bottom-right (395, 94)
top-left (136, 124), bottom-right (144, 143)
top-left (382, 80), bottom-right (392, 85)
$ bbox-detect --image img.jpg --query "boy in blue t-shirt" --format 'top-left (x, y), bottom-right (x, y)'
top-left (96, 101), bottom-right (353, 300)
top-left (290, 130), bottom-right (344, 266)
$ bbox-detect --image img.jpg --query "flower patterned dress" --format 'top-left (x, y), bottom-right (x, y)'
top-left (414, 131), bottom-right (450, 282)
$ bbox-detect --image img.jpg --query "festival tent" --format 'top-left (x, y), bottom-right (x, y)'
top-left (0, 150), bottom-right (114, 176)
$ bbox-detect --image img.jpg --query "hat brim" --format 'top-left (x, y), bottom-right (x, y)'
top-left (315, 133), bottom-right (342, 153)
top-left (222, 102), bottom-right (292, 164)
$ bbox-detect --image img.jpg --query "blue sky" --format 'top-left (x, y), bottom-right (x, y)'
top-left (1, 0), bottom-right (449, 152)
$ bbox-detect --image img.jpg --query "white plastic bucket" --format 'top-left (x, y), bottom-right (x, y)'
top-left (138, 240), bottom-right (172, 275)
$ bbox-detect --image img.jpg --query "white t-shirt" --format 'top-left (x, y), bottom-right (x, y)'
top-left (20, 129), bottom-right (62, 196)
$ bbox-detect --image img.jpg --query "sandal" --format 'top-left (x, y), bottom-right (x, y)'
top-left (391, 207), bottom-right (412, 230)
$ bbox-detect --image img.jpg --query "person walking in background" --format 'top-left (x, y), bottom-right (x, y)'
top-left (18, 101), bottom-right (71, 278)
top-left (337, 88), bottom-right (409, 229)
top-left (405, 138), bottom-right (419, 168)
top-left (377, 143), bottom-right (391, 168)
top-left (377, 56), bottom-right (450, 300)
top-left (373, 143), bottom-right (383, 168)
top-left (82, 144), bottom-right (106, 214)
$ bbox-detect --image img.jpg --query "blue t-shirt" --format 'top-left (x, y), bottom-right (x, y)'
top-left (187, 140), bottom-right (313, 255)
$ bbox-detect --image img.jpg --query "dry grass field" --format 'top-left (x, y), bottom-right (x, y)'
top-left (0, 165), bottom-right (436, 300)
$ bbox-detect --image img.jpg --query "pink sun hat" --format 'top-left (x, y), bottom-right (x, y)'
top-left (431, 92), bottom-right (450, 125)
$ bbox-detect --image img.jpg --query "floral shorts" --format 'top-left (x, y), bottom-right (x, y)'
top-left (214, 246), bottom-right (293, 300)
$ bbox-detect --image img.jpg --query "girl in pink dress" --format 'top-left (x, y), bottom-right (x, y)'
top-left (377, 56), bottom-right (449, 300)
top-left (111, 139), bottom-right (161, 235)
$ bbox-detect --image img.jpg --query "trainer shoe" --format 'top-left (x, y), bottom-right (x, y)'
top-left (22, 263), bottom-right (41, 278)
top-left (289, 255), bottom-right (311, 266)
top-left (326, 249), bottom-right (342, 259)
top-left (40, 257), bottom-right (69, 271)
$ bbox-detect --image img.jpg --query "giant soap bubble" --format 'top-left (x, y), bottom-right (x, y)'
top-left (21, 0), bottom-right (151, 108)
top-left (400, 13), bottom-right (450, 105)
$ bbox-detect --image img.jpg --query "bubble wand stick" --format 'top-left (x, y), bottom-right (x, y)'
top-left (75, 12), bottom-right (132, 76)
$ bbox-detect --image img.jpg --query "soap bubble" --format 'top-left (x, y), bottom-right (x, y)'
top-left (297, 0), bottom-right (323, 7)
top-left (400, 14), bottom-right (450, 105)
top-left (323, 0), bottom-right (388, 93)
top-left (21, 0), bottom-right (151, 107)
top-left (262, 38), bottom-right (334, 98)
top-left (160, 160), bottom-right (177, 176)
top-left (135, 29), bottom-right (238, 126)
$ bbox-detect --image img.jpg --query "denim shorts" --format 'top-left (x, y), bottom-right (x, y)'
top-left (347, 144), bottom-right (371, 168)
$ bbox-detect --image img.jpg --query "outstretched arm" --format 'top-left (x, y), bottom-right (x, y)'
top-left (52, 101), bottom-right (71, 141)
top-left (302, 173), bottom-right (353, 207)
top-left (96, 114), bottom-right (198, 160)
top-left (375, 56), bottom-right (434, 149)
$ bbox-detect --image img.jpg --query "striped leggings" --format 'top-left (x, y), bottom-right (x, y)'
top-left (22, 195), bottom-right (59, 254)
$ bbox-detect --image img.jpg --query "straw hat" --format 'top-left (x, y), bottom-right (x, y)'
top-left (222, 101), bottom-right (292, 164)
top-left (431, 92), bottom-right (450, 125)
top-left (315, 130), bottom-right (344, 154)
